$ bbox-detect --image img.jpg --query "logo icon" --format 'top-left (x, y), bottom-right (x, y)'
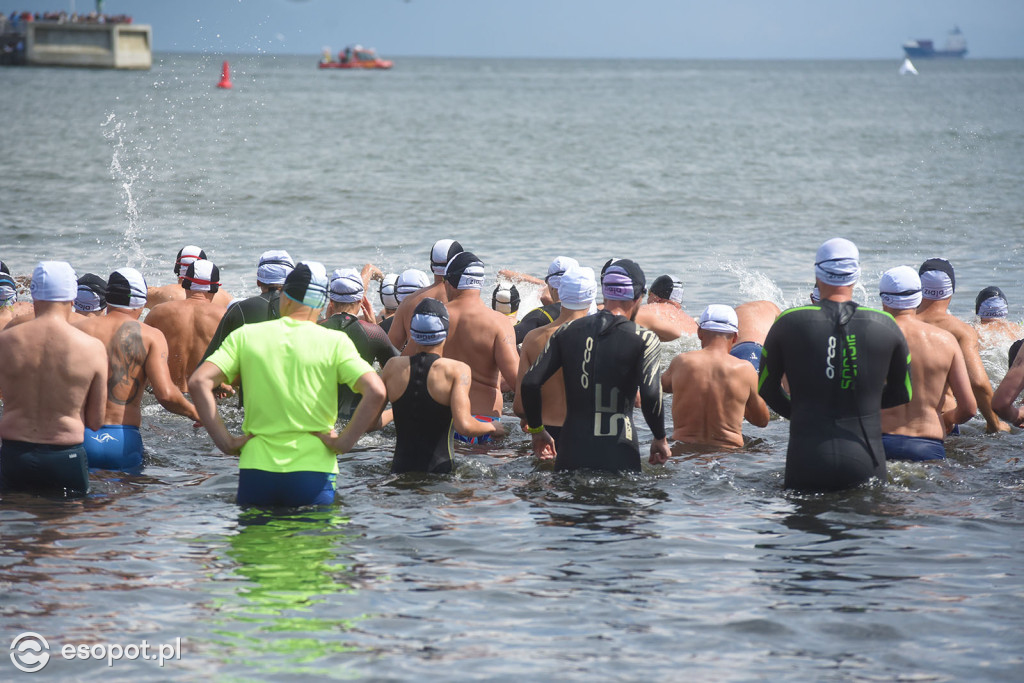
top-left (91, 433), bottom-right (117, 443)
top-left (10, 632), bottom-right (50, 673)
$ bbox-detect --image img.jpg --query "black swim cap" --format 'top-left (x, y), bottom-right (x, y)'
top-left (602, 258), bottom-right (646, 301)
top-left (410, 297), bottom-right (449, 345)
top-left (649, 275), bottom-right (683, 303)
top-left (444, 252), bottom-right (485, 290)
top-left (182, 259), bottom-right (221, 294)
top-left (430, 239), bottom-right (464, 276)
top-left (1010, 339), bottom-right (1023, 368)
top-left (75, 273), bottom-right (108, 312)
top-left (975, 286), bottom-right (1007, 315)
top-left (174, 245), bottom-right (206, 276)
top-left (283, 261), bottom-right (329, 309)
top-left (492, 283), bottom-right (520, 315)
top-left (0, 260), bottom-right (9, 275)
top-left (919, 257), bottom-right (956, 300)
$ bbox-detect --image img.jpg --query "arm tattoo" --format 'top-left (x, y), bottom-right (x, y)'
top-left (107, 321), bottom-right (146, 406)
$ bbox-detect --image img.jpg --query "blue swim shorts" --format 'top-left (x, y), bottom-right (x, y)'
top-left (882, 433), bottom-right (946, 462)
top-left (237, 469), bottom-right (337, 507)
top-left (454, 415), bottom-right (497, 445)
top-left (730, 341), bottom-right (763, 372)
top-left (84, 424), bottom-right (144, 472)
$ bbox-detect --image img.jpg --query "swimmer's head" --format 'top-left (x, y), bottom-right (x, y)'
top-left (74, 273), bottom-right (108, 313)
top-left (814, 238), bottom-right (860, 287)
top-left (257, 249), bottom-right (294, 286)
top-left (649, 275), bottom-right (683, 305)
top-left (492, 283), bottom-right (520, 316)
top-left (329, 268), bottom-right (364, 304)
top-left (810, 286), bottom-right (821, 304)
top-left (919, 257), bottom-right (955, 301)
top-left (602, 259), bottom-right (646, 301)
top-left (396, 269), bottom-right (431, 302)
top-left (0, 272), bottom-right (17, 306)
top-left (878, 266), bottom-right (923, 310)
top-left (975, 286), bottom-right (1008, 319)
top-left (379, 273), bottom-right (400, 310)
top-left (545, 256), bottom-right (579, 291)
top-left (409, 298), bottom-right (449, 346)
top-left (559, 265), bottom-right (597, 310)
top-left (1010, 339), bottom-right (1023, 368)
top-left (30, 261), bottom-right (77, 302)
top-left (444, 252), bottom-right (485, 291)
top-left (698, 304), bottom-right (739, 335)
top-left (174, 245), bottom-right (206, 278)
top-left (430, 239), bottom-right (464, 276)
top-left (106, 268), bottom-right (148, 310)
top-left (283, 261), bottom-right (329, 310)
top-left (0, 260), bottom-right (9, 275)
top-left (182, 259), bottom-right (221, 294)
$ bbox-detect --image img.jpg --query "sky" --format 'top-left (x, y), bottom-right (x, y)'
top-left (4, 0), bottom-right (1023, 59)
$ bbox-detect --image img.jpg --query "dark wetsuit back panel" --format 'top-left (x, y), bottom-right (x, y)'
top-left (391, 353), bottom-right (454, 474)
top-left (522, 310), bottom-right (666, 472)
top-left (514, 303), bottom-right (561, 345)
top-left (758, 300), bottom-right (912, 492)
top-left (322, 313), bottom-right (399, 419)
top-left (202, 290), bottom-right (281, 363)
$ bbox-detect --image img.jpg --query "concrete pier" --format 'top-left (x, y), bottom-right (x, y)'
top-left (23, 22), bottom-right (152, 70)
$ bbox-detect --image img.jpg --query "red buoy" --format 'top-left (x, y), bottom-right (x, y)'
top-left (217, 61), bottom-right (233, 89)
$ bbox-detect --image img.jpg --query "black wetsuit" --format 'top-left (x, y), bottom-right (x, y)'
top-left (515, 303), bottom-right (561, 345)
top-left (391, 353), bottom-right (454, 474)
top-left (521, 310), bottom-right (666, 472)
top-left (758, 300), bottom-right (912, 492)
top-left (322, 313), bottom-right (399, 419)
top-left (379, 315), bottom-right (395, 335)
top-left (201, 289), bottom-right (282, 363)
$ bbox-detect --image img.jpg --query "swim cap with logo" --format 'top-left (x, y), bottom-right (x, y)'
top-left (0, 272), bottom-right (17, 306)
top-left (396, 269), bottom-right (431, 302)
top-left (329, 268), bottom-right (364, 303)
top-left (602, 259), bottom-right (646, 301)
top-left (698, 304), bottom-right (739, 334)
top-left (283, 261), bottom-right (329, 309)
top-left (174, 245), bottom-right (206, 277)
top-left (649, 275), bottom-right (684, 304)
top-left (30, 261), bottom-right (77, 302)
top-left (106, 268), bottom-right (149, 309)
top-left (74, 273), bottom-right (108, 313)
top-left (814, 238), bottom-right (860, 287)
top-left (492, 283), bottom-right (520, 316)
top-left (975, 286), bottom-right (1008, 319)
top-left (444, 252), bottom-right (485, 291)
top-left (545, 256), bottom-right (579, 291)
top-left (379, 273), bottom-right (400, 309)
top-left (256, 249), bottom-right (294, 286)
top-left (430, 239), bottom-right (464, 276)
top-left (558, 265), bottom-right (597, 310)
top-left (918, 257), bottom-right (955, 301)
top-left (182, 259), bottom-right (221, 293)
top-left (409, 298), bottom-right (449, 346)
top-left (878, 266), bottom-right (923, 310)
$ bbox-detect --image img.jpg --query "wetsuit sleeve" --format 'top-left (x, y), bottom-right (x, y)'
top-left (521, 329), bottom-right (565, 428)
top-left (514, 305), bottom-right (556, 345)
top-left (205, 326), bottom-right (242, 383)
top-left (881, 325), bottom-right (913, 409)
top-left (200, 302), bottom-right (243, 365)
top-left (637, 330), bottom-right (667, 440)
top-left (758, 319), bottom-right (791, 419)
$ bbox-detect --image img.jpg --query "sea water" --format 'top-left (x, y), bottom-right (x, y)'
top-left (1, 55), bottom-right (1022, 681)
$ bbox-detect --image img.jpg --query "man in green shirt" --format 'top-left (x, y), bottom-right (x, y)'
top-left (189, 261), bottom-right (386, 507)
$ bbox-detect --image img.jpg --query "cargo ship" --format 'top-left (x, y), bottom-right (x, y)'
top-left (902, 26), bottom-right (967, 59)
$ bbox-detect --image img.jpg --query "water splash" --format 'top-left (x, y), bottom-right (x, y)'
top-left (717, 262), bottom-right (786, 308)
top-left (102, 112), bottom-right (151, 269)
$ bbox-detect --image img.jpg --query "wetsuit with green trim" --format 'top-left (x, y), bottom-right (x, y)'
top-left (514, 303), bottom-right (560, 345)
top-left (391, 353), bottom-right (455, 474)
top-left (322, 312), bottom-right (399, 419)
top-left (758, 300), bottom-right (912, 492)
top-left (521, 310), bottom-right (665, 472)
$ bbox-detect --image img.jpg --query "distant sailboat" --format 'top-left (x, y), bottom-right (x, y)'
top-left (899, 58), bottom-right (918, 75)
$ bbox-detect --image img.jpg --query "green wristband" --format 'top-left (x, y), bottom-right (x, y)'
top-left (525, 424), bottom-right (545, 434)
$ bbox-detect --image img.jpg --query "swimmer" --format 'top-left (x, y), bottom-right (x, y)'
top-left (75, 268), bottom-right (200, 471)
top-left (522, 258), bottom-right (670, 471)
top-left (974, 286), bottom-right (1024, 345)
top-left (190, 262), bottom-right (386, 507)
top-left (513, 265), bottom-right (597, 447)
top-left (441, 252), bottom-right (519, 440)
top-left (147, 245), bottom-right (233, 309)
top-left (381, 298), bottom-right (505, 474)
top-left (916, 258), bottom-right (1009, 433)
top-left (731, 300), bottom-right (781, 372)
top-left (662, 304), bottom-right (769, 449)
top-left (633, 274), bottom-right (698, 341)
top-left (145, 259), bottom-right (228, 392)
top-left (0, 261), bottom-right (107, 496)
top-left (878, 267), bottom-right (976, 461)
top-left (491, 282), bottom-right (521, 318)
top-left (377, 273), bottom-right (400, 333)
top-left (0, 270), bottom-right (20, 329)
top-left (993, 338), bottom-right (1024, 428)
top-left (511, 256), bottom-right (578, 344)
top-left (388, 239), bottom-right (464, 350)
top-left (758, 238), bottom-right (912, 492)
top-left (321, 268), bottom-right (399, 419)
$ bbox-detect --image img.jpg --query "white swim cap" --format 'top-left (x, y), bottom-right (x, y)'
top-left (182, 259), bottom-right (221, 293)
top-left (106, 267), bottom-right (148, 310)
top-left (329, 268), bottom-right (364, 303)
top-left (444, 252), bottom-right (485, 291)
top-left (430, 239), bottom-right (464, 276)
top-left (878, 266), bottom-right (922, 310)
top-left (396, 269), bottom-right (430, 302)
top-left (175, 245), bottom-right (206, 278)
top-left (546, 256), bottom-right (579, 291)
top-left (257, 250), bottom-right (294, 285)
top-left (31, 261), bottom-right (77, 302)
top-left (379, 273), bottom-right (400, 309)
top-left (558, 265), bottom-right (597, 310)
top-left (814, 238), bottom-right (860, 287)
top-left (919, 258), bottom-right (955, 301)
top-left (698, 304), bottom-right (739, 334)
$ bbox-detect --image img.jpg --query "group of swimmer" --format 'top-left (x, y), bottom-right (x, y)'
top-left (0, 236), bottom-right (1022, 506)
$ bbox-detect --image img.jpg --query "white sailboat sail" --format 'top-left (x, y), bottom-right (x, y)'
top-left (899, 58), bottom-right (919, 75)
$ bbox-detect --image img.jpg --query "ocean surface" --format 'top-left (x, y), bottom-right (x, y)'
top-left (1, 55), bottom-right (1023, 681)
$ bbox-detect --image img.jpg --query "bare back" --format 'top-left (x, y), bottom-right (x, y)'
top-left (662, 347), bottom-right (766, 448)
top-left (147, 283), bottom-right (233, 310)
top-left (144, 297), bottom-right (227, 391)
top-left (0, 309), bottom-right (107, 444)
top-left (513, 321), bottom-right (567, 428)
top-left (634, 303), bottom-right (697, 341)
top-left (444, 294), bottom-right (518, 416)
top-left (735, 300), bottom-right (781, 345)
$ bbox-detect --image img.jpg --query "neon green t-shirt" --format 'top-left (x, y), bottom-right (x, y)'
top-left (206, 316), bottom-right (375, 473)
